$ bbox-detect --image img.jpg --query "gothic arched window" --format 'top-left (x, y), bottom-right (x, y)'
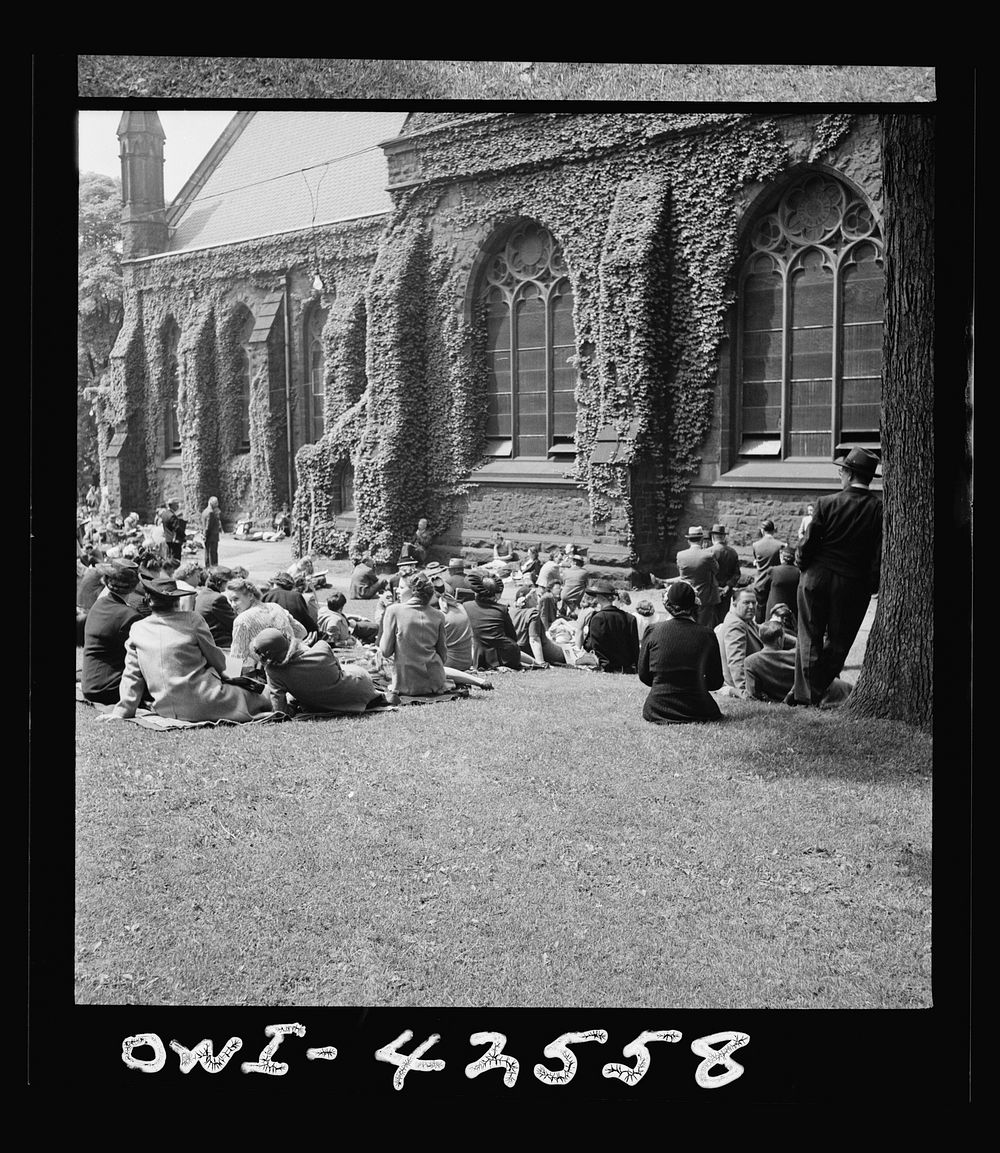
top-left (163, 318), bottom-right (181, 456)
top-left (738, 172), bottom-right (884, 461)
top-left (305, 303), bottom-right (327, 444)
top-left (479, 222), bottom-right (577, 459)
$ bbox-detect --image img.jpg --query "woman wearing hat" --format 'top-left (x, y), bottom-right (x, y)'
top-left (637, 581), bottom-right (725, 724)
top-left (81, 562), bottom-right (150, 704)
top-left (100, 575), bottom-right (272, 722)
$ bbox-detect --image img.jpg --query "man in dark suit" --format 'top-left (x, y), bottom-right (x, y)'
top-left (708, 523), bottom-right (742, 626)
top-left (195, 565), bottom-right (236, 647)
top-left (581, 577), bottom-right (639, 673)
top-left (752, 518), bottom-right (785, 623)
top-left (675, 526), bottom-right (720, 628)
top-left (789, 446), bottom-right (882, 706)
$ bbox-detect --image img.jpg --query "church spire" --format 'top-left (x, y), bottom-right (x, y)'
top-left (117, 111), bottom-right (167, 259)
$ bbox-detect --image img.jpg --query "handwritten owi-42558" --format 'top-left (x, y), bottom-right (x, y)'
top-left (122, 1023), bottom-right (750, 1089)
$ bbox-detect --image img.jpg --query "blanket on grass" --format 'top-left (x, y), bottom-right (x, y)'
top-left (76, 683), bottom-right (471, 729)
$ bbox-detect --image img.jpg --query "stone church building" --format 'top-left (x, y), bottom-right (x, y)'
top-left (100, 108), bottom-right (886, 573)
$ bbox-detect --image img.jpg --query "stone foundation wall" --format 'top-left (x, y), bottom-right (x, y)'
top-left (673, 487), bottom-right (819, 557)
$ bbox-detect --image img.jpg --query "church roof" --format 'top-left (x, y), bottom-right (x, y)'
top-left (165, 110), bottom-right (408, 254)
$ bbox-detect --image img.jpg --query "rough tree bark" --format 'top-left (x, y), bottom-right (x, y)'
top-left (847, 114), bottom-right (935, 727)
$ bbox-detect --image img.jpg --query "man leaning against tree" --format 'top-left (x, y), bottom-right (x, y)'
top-left (788, 446), bottom-right (882, 707)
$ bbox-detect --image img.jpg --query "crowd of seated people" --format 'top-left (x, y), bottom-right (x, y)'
top-left (80, 506), bottom-right (861, 726)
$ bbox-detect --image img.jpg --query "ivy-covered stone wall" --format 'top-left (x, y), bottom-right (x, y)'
top-left (102, 110), bottom-right (880, 569)
top-left (102, 218), bottom-right (383, 526)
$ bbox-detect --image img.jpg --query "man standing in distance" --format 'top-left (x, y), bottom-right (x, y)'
top-left (708, 523), bottom-right (742, 626)
top-left (675, 526), bottom-right (720, 628)
top-left (788, 446), bottom-right (882, 706)
top-left (751, 518), bottom-right (785, 624)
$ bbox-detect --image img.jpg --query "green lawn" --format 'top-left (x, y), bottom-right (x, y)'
top-left (76, 653), bottom-right (931, 1009)
top-left (77, 58), bottom-right (936, 102)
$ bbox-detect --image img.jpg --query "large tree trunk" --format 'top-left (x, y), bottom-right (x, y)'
top-left (848, 114), bottom-right (935, 727)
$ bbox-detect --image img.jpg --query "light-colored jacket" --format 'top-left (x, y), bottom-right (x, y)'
top-left (111, 610), bottom-right (271, 721)
top-left (714, 611), bottom-right (763, 696)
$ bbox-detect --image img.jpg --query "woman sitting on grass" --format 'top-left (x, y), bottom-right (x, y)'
top-left (98, 575), bottom-right (272, 723)
top-left (510, 583), bottom-right (566, 668)
top-left (379, 571), bottom-right (492, 699)
top-left (462, 572), bottom-right (523, 671)
top-left (378, 569), bottom-right (451, 701)
top-left (81, 561), bottom-right (149, 704)
top-left (227, 577), bottom-right (307, 678)
top-left (637, 580), bottom-right (724, 724)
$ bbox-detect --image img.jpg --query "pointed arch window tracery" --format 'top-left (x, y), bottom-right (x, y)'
top-left (738, 172), bottom-right (884, 461)
top-left (479, 222), bottom-right (577, 459)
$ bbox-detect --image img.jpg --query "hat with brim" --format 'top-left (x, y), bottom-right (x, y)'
top-left (252, 627), bottom-right (291, 664)
top-left (685, 525), bottom-right (705, 540)
top-left (139, 575), bottom-right (189, 599)
top-left (397, 556), bottom-right (419, 569)
top-left (448, 557), bottom-right (465, 571)
top-left (424, 561), bottom-right (447, 578)
top-left (710, 523), bottom-right (727, 536)
top-left (101, 560), bottom-right (140, 592)
top-left (664, 581), bottom-right (697, 613)
top-left (585, 577), bottom-right (616, 597)
top-left (837, 445), bottom-right (879, 480)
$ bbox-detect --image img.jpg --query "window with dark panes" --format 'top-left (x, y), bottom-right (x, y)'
top-left (233, 306), bottom-right (254, 453)
top-left (163, 318), bottom-right (181, 456)
top-left (738, 172), bottom-right (884, 461)
top-left (480, 222), bottom-right (577, 459)
top-left (305, 302), bottom-right (328, 443)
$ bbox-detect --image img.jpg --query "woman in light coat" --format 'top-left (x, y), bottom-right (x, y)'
top-left (101, 576), bottom-right (272, 723)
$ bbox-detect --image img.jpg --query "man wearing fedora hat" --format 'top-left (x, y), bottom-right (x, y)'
top-left (580, 576), bottom-right (639, 673)
top-left (789, 446), bottom-right (882, 706)
top-left (675, 526), bottom-right (720, 628)
top-left (442, 557), bottom-right (475, 603)
top-left (709, 523), bottom-right (742, 626)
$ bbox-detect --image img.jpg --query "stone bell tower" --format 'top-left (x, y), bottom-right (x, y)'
top-left (117, 111), bottom-right (168, 259)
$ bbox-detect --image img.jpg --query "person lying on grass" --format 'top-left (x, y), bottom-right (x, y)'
top-left (98, 575), bottom-right (271, 723)
top-left (252, 627), bottom-right (390, 715)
